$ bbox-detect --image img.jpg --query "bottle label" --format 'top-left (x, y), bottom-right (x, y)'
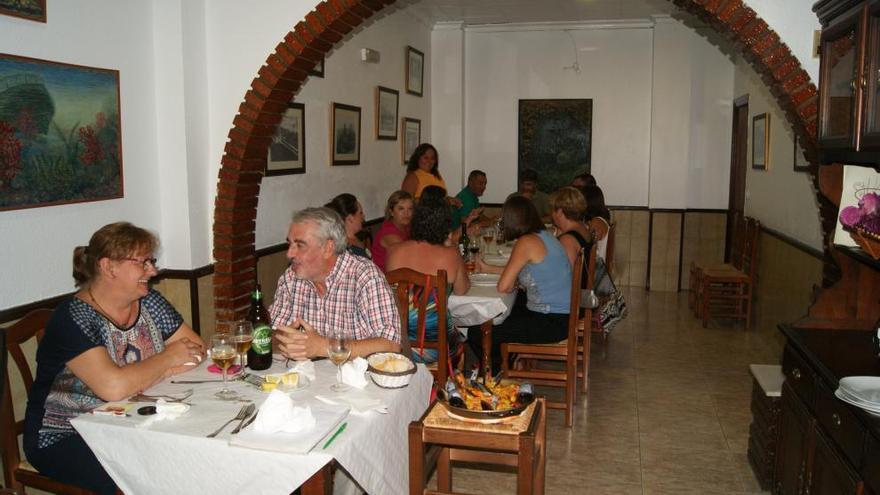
top-left (252, 323), bottom-right (272, 355)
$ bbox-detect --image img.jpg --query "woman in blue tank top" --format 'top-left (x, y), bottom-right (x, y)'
top-left (471, 196), bottom-right (572, 374)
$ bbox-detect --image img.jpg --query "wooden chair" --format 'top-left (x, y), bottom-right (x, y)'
top-left (576, 245), bottom-right (598, 394)
top-left (2, 309), bottom-right (100, 495)
top-left (689, 211), bottom-right (746, 313)
top-left (409, 397), bottom-right (547, 495)
top-left (500, 249), bottom-right (584, 428)
top-left (385, 268), bottom-right (451, 387)
top-left (698, 218), bottom-right (761, 329)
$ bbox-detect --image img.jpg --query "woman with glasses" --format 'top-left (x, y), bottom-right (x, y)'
top-left (23, 222), bottom-right (205, 494)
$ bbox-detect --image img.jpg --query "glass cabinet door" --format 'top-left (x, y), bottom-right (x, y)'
top-left (861, 5), bottom-right (880, 148)
top-left (819, 19), bottom-right (860, 148)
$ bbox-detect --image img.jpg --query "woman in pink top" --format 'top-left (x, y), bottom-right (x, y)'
top-left (373, 190), bottom-right (414, 271)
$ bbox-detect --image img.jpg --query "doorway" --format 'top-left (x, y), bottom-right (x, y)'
top-left (727, 95), bottom-right (749, 261)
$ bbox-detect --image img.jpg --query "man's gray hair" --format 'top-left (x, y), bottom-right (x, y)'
top-left (291, 207), bottom-right (348, 255)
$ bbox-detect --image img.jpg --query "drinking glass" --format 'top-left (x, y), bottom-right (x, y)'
top-left (481, 227), bottom-right (494, 252)
top-left (327, 335), bottom-right (351, 392)
top-left (232, 320), bottom-right (253, 371)
top-left (210, 334), bottom-right (239, 400)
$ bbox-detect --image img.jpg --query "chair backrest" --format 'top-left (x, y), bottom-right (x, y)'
top-left (604, 223), bottom-right (616, 277)
top-left (728, 211), bottom-right (746, 269)
top-left (384, 268), bottom-right (449, 386)
top-left (566, 248), bottom-right (587, 361)
top-left (2, 309), bottom-right (52, 490)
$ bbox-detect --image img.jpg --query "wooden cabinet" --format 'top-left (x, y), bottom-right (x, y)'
top-left (776, 384), bottom-right (814, 495)
top-left (815, 0), bottom-right (880, 163)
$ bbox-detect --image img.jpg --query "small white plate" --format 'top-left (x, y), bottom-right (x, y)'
top-left (470, 273), bottom-right (500, 286)
top-left (839, 376), bottom-right (880, 403)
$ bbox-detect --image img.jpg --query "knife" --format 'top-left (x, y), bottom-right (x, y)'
top-left (232, 409), bottom-right (258, 434)
top-left (170, 379), bottom-right (224, 384)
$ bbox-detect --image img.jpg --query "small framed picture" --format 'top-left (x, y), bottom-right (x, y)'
top-left (793, 134), bottom-right (811, 172)
top-left (267, 102), bottom-right (306, 176)
top-left (406, 46), bottom-right (424, 97)
top-left (402, 117), bottom-right (421, 165)
top-left (376, 86), bottom-right (399, 140)
top-left (752, 113), bottom-right (770, 170)
top-left (0, 0), bottom-right (46, 22)
top-left (309, 57), bottom-right (324, 78)
top-left (331, 102), bottom-right (361, 166)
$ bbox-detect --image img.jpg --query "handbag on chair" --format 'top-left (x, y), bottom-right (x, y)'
top-left (593, 260), bottom-right (628, 334)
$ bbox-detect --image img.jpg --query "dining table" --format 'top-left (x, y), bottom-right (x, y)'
top-left (71, 357), bottom-right (432, 495)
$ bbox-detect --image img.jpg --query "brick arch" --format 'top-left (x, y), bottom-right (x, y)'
top-left (212, 0), bottom-right (821, 327)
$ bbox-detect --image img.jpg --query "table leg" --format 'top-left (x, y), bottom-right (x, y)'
top-left (480, 319), bottom-right (493, 380)
top-left (300, 462), bottom-right (332, 495)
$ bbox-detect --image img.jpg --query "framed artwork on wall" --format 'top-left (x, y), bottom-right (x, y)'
top-left (406, 46), bottom-right (424, 97)
top-left (376, 86), bottom-right (399, 140)
top-left (0, 53), bottom-right (123, 211)
top-left (518, 99), bottom-right (592, 194)
top-left (792, 134), bottom-right (811, 172)
top-left (266, 102), bottom-right (305, 176)
top-left (308, 57), bottom-right (324, 78)
top-left (331, 102), bottom-right (361, 166)
top-left (0, 0), bottom-right (46, 22)
top-left (752, 113), bottom-right (770, 170)
top-left (401, 117), bottom-right (421, 165)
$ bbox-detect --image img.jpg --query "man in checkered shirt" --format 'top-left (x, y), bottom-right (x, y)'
top-left (270, 207), bottom-right (402, 360)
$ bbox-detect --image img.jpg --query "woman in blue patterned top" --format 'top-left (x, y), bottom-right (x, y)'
top-left (23, 222), bottom-right (206, 494)
top-left (473, 196), bottom-right (572, 374)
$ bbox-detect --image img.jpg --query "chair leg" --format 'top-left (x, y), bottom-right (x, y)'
top-left (408, 422), bottom-right (426, 495)
top-left (701, 283), bottom-right (710, 328)
top-left (437, 447), bottom-right (452, 492)
top-left (579, 331), bottom-right (590, 395)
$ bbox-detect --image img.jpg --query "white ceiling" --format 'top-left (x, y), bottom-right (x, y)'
top-left (402, 0), bottom-right (678, 26)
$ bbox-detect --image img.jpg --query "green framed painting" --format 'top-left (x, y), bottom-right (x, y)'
top-left (518, 99), bottom-right (592, 194)
top-left (0, 0), bottom-right (46, 22)
top-left (0, 53), bottom-right (123, 211)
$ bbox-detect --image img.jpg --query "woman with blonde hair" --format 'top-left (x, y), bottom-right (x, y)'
top-left (372, 190), bottom-right (414, 271)
top-left (24, 222), bottom-right (205, 494)
top-left (550, 186), bottom-right (592, 266)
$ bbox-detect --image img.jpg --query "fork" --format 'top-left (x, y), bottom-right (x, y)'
top-left (130, 389), bottom-right (194, 403)
top-left (230, 404), bottom-right (257, 434)
top-left (206, 404), bottom-right (252, 438)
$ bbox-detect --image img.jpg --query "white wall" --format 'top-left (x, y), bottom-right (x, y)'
top-left (253, 8), bottom-right (432, 248)
top-left (0, 0), bottom-right (162, 308)
top-left (735, 59), bottom-right (823, 250)
top-left (748, 0), bottom-right (821, 83)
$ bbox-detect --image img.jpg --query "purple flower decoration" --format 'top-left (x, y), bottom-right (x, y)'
top-left (840, 206), bottom-right (862, 227)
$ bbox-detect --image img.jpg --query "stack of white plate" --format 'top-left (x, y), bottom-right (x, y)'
top-left (835, 376), bottom-right (880, 416)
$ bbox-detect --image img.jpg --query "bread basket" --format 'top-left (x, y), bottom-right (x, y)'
top-left (366, 352), bottom-right (416, 389)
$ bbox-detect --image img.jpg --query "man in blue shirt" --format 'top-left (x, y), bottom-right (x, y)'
top-left (452, 170), bottom-right (487, 229)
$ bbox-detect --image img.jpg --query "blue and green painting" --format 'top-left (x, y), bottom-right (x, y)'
top-left (0, 0), bottom-right (46, 22)
top-left (0, 54), bottom-right (122, 211)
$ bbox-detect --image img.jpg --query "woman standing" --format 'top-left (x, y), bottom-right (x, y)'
top-left (326, 193), bottom-right (369, 259)
top-left (401, 143), bottom-right (446, 200)
top-left (372, 190), bottom-right (414, 271)
top-left (386, 193), bottom-right (470, 363)
top-left (24, 222), bottom-right (205, 494)
top-left (473, 196), bottom-right (572, 373)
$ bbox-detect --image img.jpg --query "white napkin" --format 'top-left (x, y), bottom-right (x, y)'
top-left (254, 390), bottom-right (316, 434)
top-left (288, 359), bottom-right (316, 380)
top-left (136, 399), bottom-right (190, 428)
top-left (340, 357), bottom-right (369, 389)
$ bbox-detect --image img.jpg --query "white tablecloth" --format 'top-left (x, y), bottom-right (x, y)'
top-left (448, 285), bottom-right (517, 327)
top-left (71, 359), bottom-right (431, 495)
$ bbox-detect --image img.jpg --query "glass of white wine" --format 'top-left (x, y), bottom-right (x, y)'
top-left (232, 320), bottom-right (253, 372)
top-left (327, 334), bottom-right (351, 392)
top-left (210, 334), bottom-right (239, 400)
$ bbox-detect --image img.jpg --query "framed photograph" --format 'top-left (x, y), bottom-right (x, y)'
top-left (401, 117), bottom-right (421, 165)
top-left (266, 102), bottom-right (305, 176)
top-left (518, 99), bottom-right (592, 194)
top-left (376, 86), bottom-right (399, 140)
top-left (0, 0), bottom-right (46, 22)
top-left (406, 46), bottom-right (424, 97)
top-left (0, 53), bottom-right (123, 212)
top-left (752, 113), bottom-right (770, 170)
top-left (331, 102), bottom-right (361, 166)
top-left (793, 134), bottom-right (811, 172)
top-left (308, 57), bottom-right (324, 78)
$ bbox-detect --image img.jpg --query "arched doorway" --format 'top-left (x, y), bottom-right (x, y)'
top-left (212, 0), bottom-right (820, 328)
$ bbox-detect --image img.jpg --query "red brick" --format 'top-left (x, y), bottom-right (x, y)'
top-left (233, 113), bottom-right (276, 137)
top-left (215, 257), bottom-right (256, 274)
top-left (229, 128), bottom-right (272, 154)
top-left (215, 195), bottom-right (259, 211)
top-left (282, 34), bottom-right (324, 63)
top-left (329, 0), bottom-right (363, 26)
top-left (251, 78), bottom-right (295, 104)
top-left (361, 0), bottom-right (385, 10)
top-left (702, 0), bottom-right (724, 15)
top-left (219, 168), bottom-right (263, 184)
top-left (805, 119), bottom-right (818, 141)
top-left (223, 140), bottom-right (247, 160)
top-left (213, 245), bottom-right (255, 263)
top-left (717, 0), bottom-right (743, 22)
top-left (217, 181), bottom-right (260, 199)
top-left (306, 12), bottom-right (344, 44)
top-left (316, 2), bottom-right (356, 36)
top-left (789, 84), bottom-right (818, 108)
top-left (741, 19), bottom-right (768, 47)
top-left (751, 31), bottom-right (779, 57)
top-left (244, 91), bottom-right (288, 114)
top-left (215, 205), bottom-right (258, 223)
top-left (238, 101), bottom-right (284, 127)
top-left (221, 155), bottom-right (267, 173)
top-left (294, 22), bottom-right (333, 53)
top-left (797, 100), bottom-right (818, 120)
top-left (258, 66), bottom-right (302, 94)
top-left (761, 45), bottom-right (791, 69)
top-left (214, 231), bottom-right (255, 247)
top-left (213, 281), bottom-right (255, 299)
top-left (782, 70), bottom-right (809, 94)
top-left (772, 58), bottom-right (799, 81)
top-left (343, 0), bottom-right (375, 18)
top-left (728, 8), bottom-right (755, 33)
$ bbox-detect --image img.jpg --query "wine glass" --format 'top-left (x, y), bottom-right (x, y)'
top-left (210, 334), bottom-right (239, 400)
top-left (327, 335), bottom-right (351, 392)
top-left (232, 320), bottom-right (253, 372)
top-left (481, 227), bottom-right (495, 253)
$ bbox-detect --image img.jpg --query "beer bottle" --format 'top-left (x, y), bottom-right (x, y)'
top-left (458, 222), bottom-right (470, 256)
top-left (247, 284), bottom-right (272, 370)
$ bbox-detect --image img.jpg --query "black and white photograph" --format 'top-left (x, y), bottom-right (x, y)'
top-left (406, 46), bottom-right (424, 97)
top-left (267, 102), bottom-right (306, 176)
top-left (376, 86), bottom-right (399, 140)
top-left (401, 117), bottom-right (420, 164)
top-left (332, 102), bottom-right (361, 166)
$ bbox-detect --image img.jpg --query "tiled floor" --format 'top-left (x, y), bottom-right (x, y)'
top-left (439, 288), bottom-right (784, 494)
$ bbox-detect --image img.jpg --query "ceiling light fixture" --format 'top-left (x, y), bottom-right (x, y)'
top-left (562, 30), bottom-right (581, 74)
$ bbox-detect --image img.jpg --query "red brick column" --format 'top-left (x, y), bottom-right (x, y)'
top-left (212, 0), bottom-right (820, 330)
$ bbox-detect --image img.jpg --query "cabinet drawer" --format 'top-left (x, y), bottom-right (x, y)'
top-left (783, 347), bottom-right (816, 408)
top-left (816, 383), bottom-right (867, 467)
top-left (862, 436), bottom-right (880, 494)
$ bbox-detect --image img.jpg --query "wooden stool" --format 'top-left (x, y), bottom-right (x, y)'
top-left (747, 364), bottom-right (784, 490)
top-left (408, 398), bottom-right (547, 495)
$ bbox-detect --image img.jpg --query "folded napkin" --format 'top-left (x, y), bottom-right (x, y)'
top-left (136, 399), bottom-right (190, 428)
top-left (315, 393), bottom-right (388, 415)
top-left (340, 357), bottom-right (369, 389)
top-left (230, 400), bottom-right (349, 454)
top-left (254, 390), bottom-right (316, 434)
top-left (288, 359), bottom-right (316, 381)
